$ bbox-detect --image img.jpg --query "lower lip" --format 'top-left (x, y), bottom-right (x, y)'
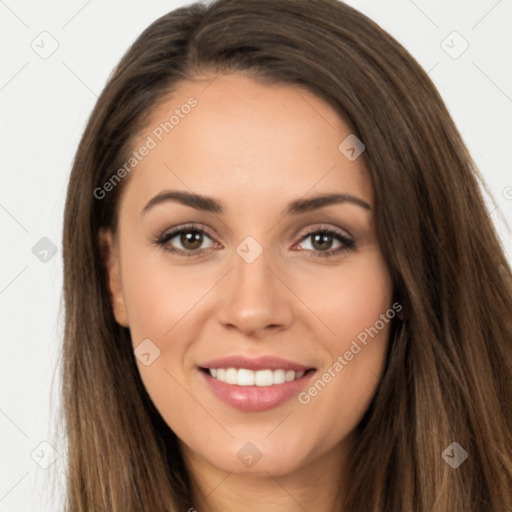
top-left (199, 370), bottom-right (315, 412)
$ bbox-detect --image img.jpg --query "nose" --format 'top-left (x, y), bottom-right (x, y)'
top-left (215, 244), bottom-right (295, 338)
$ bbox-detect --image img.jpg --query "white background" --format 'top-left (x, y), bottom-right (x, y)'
top-left (1, 0), bottom-right (511, 510)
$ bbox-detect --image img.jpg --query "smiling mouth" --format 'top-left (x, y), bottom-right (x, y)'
top-left (198, 365), bottom-right (317, 412)
top-left (200, 367), bottom-right (315, 386)
top-left (197, 353), bottom-right (317, 411)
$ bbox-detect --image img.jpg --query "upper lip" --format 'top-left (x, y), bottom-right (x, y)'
top-left (199, 355), bottom-right (315, 372)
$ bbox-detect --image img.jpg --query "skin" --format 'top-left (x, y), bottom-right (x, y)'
top-left (100, 72), bottom-right (394, 511)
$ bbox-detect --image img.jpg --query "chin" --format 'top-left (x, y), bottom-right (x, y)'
top-left (184, 432), bottom-right (323, 477)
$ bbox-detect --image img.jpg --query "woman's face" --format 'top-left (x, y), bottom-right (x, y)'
top-left (101, 72), bottom-right (394, 478)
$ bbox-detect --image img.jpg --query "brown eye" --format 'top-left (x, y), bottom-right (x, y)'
top-left (154, 224), bottom-right (217, 256)
top-left (296, 227), bottom-right (355, 257)
top-left (310, 232), bottom-right (335, 251)
top-left (179, 231), bottom-right (204, 250)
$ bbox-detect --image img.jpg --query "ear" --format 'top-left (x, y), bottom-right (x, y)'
top-left (98, 228), bottom-right (129, 327)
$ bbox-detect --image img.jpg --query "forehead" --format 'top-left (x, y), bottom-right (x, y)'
top-left (123, 73), bottom-right (373, 214)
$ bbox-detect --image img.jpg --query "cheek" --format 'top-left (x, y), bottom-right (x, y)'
top-left (293, 252), bottom-right (393, 429)
top-left (295, 250), bottom-right (393, 343)
top-left (119, 250), bottom-right (207, 425)
top-left (120, 245), bottom-right (204, 344)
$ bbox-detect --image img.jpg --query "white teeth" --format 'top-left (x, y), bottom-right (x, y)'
top-left (225, 368), bottom-right (237, 384)
top-left (207, 367), bottom-right (308, 386)
top-left (237, 369), bottom-right (255, 386)
top-left (273, 369), bottom-right (286, 384)
top-left (255, 369), bottom-right (273, 387)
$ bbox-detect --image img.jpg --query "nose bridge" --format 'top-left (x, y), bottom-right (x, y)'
top-left (215, 235), bottom-right (294, 335)
top-left (233, 235), bottom-right (272, 296)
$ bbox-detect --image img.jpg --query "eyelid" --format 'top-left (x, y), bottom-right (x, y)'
top-left (159, 222), bottom-right (217, 241)
top-left (296, 224), bottom-right (353, 243)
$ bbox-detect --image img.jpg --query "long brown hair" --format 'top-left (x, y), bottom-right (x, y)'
top-left (57, 0), bottom-right (512, 509)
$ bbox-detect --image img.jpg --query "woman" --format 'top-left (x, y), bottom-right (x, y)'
top-left (59, 0), bottom-right (512, 510)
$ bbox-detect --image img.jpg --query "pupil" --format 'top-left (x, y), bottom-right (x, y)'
top-left (313, 233), bottom-right (332, 251)
top-left (181, 231), bottom-right (202, 249)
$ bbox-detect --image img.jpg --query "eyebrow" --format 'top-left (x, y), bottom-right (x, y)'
top-left (141, 190), bottom-right (371, 217)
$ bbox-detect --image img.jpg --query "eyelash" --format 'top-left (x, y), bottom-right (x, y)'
top-left (152, 223), bottom-right (356, 258)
